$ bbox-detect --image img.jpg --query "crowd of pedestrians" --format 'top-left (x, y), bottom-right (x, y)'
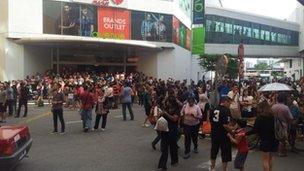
top-left (0, 70), bottom-right (304, 171)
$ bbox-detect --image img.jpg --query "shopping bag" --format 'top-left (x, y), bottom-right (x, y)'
top-left (201, 121), bottom-right (211, 134)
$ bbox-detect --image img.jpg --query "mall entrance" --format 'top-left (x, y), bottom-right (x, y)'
top-left (51, 45), bottom-right (139, 74)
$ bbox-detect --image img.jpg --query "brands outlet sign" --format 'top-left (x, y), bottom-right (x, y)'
top-left (193, 0), bottom-right (204, 25)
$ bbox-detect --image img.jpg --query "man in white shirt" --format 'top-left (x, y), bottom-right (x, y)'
top-left (227, 84), bottom-right (241, 119)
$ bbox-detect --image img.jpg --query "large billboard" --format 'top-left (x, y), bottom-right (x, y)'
top-left (43, 1), bottom-right (97, 36)
top-left (172, 16), bottom-right (190, 50)
top-left (131, 11), bottom-right (172, 42)
top-left (193, 0), bottom-right (205, 25)
top-left (97, 8), bottom-right (130, 39)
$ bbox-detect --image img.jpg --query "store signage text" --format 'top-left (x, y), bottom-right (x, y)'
top-left (103, 17), bottom-right (126, 30)
top-left (93, 0), bottom-right (110, 6)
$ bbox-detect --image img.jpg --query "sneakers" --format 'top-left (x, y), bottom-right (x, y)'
top-left (183, 153), bottom-right (190, 159)
top-left (60, 131), bottom-right (66, 135)
top-left (101, 128), bottom-right (106, 131)
top-left (50, 131), bottom-right (58, 134)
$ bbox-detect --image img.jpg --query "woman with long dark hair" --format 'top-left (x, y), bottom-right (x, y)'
top-left (247, 101), bottom-right (279, 171)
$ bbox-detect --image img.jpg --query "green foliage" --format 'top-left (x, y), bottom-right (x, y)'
top-left (271, 71), bottom-right (284, 78)
top-left (199, 54), bottom-right (239, 79)
top-left (254, 62), bottom-right (269, 71)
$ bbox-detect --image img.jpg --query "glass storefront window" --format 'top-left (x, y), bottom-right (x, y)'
top-left (215, 21), bottom-right (224, 32)
top-left (265, 31), bottom-right (270, 41)
top-left (233, 25), bottom-right (242, 35)
top-left (271, 32), bottom-right (277, 42)
top-left (225, 23), bottom-right (233, 34)
top-left (243, 27), bottom-right (251, 37)
top-left (252, 28), bottom-right (259, 39)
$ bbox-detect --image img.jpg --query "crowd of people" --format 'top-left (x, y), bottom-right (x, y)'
top-left (0, 70), bottom-right (304, 171)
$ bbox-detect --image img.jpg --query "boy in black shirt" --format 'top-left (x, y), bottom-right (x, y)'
top-left (210, 96), bottom-right (233, 171)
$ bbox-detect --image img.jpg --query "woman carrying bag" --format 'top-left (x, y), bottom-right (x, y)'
top-left (93, 91), bottom-right (110, 131)
top-left (181, 96), bottom-right (202, 159)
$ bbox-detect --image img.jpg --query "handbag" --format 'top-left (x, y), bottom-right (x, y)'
top-left (154, 116), bottom-right (169, 132)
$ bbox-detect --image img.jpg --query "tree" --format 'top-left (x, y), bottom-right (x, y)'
top-left (199, 53), bottom-right (238, 79)
top-left (254, 62), bottom-right (269, 71)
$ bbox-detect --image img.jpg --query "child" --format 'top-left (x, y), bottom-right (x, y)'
top-left (227, 119), bottom-right (249, 171)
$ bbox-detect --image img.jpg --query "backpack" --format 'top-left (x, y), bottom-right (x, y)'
top-left (274, 117), bottom-right (287, 140)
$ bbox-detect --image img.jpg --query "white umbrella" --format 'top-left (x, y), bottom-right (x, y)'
top-left (258, 83), bottom-right (294, 92)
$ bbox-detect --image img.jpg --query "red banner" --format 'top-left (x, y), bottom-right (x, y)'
top-left (172, 16), bottom-right (180, 44)
top-left (97, 8), bottom-right (130, 39)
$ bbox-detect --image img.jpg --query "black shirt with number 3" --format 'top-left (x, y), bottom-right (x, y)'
top-left (210, 105), bottom-right (231, 140)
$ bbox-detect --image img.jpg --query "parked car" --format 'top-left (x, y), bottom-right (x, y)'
top-left (0, 125), bottom-right (33, 170)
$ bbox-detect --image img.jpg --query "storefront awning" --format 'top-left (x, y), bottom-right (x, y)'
top-left (11, 34), bottom-right (175, 50)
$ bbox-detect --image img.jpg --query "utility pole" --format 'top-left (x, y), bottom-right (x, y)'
top-left (218, 0), bottom-right (223, 7)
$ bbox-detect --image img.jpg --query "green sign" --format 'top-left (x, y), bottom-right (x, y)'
top-left (192, 27), bottom-right (205, 55)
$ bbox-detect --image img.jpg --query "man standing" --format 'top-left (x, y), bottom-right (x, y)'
top-left (16, 82), bottom-right (29, 118)
top-left (121, 82), bottom-right (134, 121)
top-left (210, 96), bottom-right (233, 171)
top-left (227, 84), bottom-right (241, 119)
top-left (0, 83), bottom-right (7, 123)
top-left (79, 84), bottom-right (95, 132)
top-left (5, 82), bottom-right (14, 116)
top-left (51, 82), bottom-right (66, 134)
top-left (271, 94), bottom-right (294, 157)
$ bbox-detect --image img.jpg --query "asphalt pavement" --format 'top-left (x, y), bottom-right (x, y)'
top-left (2, 104), bottom-right (304, 171)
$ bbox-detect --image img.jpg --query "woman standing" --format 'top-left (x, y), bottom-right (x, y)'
top-left (94, 91), bottom-right (110, 131)
top-left (157, 90), bottom-right (179, 171)
top-left (247, 101), bottom-right (279, 171)
top-left (181, 96), bottom-right (202, 159)
top-left (142, 86), bottom-right (153, 127)
top-left (198, 94), bottom-right (210, 138)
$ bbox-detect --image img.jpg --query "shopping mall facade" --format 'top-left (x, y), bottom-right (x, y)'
top-left (0, 0), bottom-right (302, 82)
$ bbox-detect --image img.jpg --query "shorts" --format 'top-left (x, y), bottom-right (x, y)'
top-left (260, 140), bottom-right (278, 152)
top-left (210, 138), bottom-right (232, 162)
top-left (0, 103), bottom-right (6, 113)
top-left (234, 151), bottom-right (248, 169)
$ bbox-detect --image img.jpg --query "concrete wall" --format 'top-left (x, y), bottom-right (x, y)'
top-left (4, 40), bottom-right (24, 81)
top-left (23, 46), bottom-right (52, 77)
top-left (0, 0), bottom-right (9, 81)
top-left (137, 51), bottom-right (158, 78)
top-left (284, 58), bottom-right (304, 80)
top-left (157, 49), bottom-right (175, 80)
top-left (8, 0), bottom-right (43, 37)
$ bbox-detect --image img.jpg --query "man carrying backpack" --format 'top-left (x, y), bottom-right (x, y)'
top-left (271, 94), bottom-right (294, 157)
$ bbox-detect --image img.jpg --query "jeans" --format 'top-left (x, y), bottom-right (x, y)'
top-left (158, 130), bottom-right (179, 169)
top-left (52, 108), bottom-right (65, 132)
top-left (122, 103), bottom-right (134, 121)
top-left (183, 124), bottom-right (200, 154)
top-left (81, 109), bottom-right (92, 130)
top-left (17, 99), bottom-right (28, 117)
top-left (94, 114), bottom-right (108, 129)
top-left (6, 99), bottom-right (14, 115)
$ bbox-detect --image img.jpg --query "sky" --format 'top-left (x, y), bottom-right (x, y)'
top-left (207, 0), bottom-right (298, 20)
